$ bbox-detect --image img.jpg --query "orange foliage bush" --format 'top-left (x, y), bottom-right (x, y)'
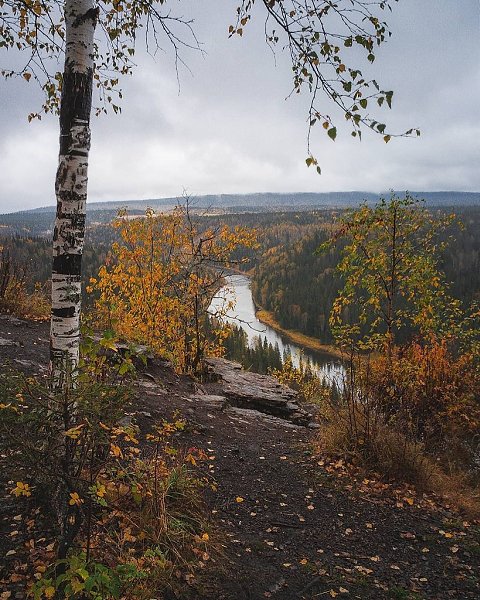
top-left (368, 339), bottom-right (480, 480)
top-left (88, 206), bottom-right (257, 373)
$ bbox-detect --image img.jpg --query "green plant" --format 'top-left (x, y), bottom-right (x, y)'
top-left (31, 552), bottom-right (145, 599)
top-left (319, 194), bottom-right (456, 356)
top-left (1, 343), bottom-right (212, 599)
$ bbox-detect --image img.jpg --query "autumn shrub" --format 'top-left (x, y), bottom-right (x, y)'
top-left (0, 244), bottom-right (49, 320)
top-left (29, 436), bottom-right (210, 599)
top-left (88, 205), bottom-right (257, 374)
top-left (0, 337), bottom-right (211, 599)
top-left (368, 340), bottom-right (480, 481)
top-left (0, 275), bottom-right (49, 320)
top-left (319, 339), bottom-right (480, 497)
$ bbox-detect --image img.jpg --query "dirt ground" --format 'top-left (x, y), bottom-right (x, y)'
top-left (1, 316), bottom-right (479, 599)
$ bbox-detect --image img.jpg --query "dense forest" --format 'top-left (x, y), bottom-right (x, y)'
top-left (251, 207), bottom-right (480, 344)
top-left (2, 206), bottom-right (480, 344)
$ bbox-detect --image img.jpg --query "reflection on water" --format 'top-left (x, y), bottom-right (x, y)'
top-left (209, 274), bottom-right (345, 387)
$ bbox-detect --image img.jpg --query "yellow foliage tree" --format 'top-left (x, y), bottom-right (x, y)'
top-left (88, 205), bottom-right (257, 372)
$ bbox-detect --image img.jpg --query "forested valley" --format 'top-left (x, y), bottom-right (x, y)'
top-left (3, 205), bottom-right (480, 345)
top-left (1, 0), bottom-right (479, 596)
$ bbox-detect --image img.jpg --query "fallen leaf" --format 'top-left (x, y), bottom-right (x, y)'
top-left (235, 497), bottom-right (244, 503)
top-left (300, 558), bottom-right (308, 565)
top-left (355, 565), bottom-right (373, 575)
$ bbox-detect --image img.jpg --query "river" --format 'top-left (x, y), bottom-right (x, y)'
top-left (210, 274), bottom-right (345, 386)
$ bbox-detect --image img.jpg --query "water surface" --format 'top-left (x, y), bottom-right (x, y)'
top-left (210, 274), bottom-right (344, 386)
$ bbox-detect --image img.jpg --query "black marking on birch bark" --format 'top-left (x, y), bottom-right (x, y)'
top-left (73, 7), bottom-right (99, 28)
top-left (56, 192), bottom-right (88, 210)
top-left (52, 253), bottom-right (82, 275)
top-left (59, 69), bottom-right (94, 155)
top-left (52, 306), bottom-right (76, 318)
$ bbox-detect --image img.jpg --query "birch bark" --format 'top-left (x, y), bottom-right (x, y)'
top-left (50, 0), bottom-right (98, 389)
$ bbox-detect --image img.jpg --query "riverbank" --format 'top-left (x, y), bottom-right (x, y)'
top-left (255, 308), bottom-right (344, 360)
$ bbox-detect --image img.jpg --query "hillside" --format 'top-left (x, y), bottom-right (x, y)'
top-left (1, 315), bottom-right (479, 599)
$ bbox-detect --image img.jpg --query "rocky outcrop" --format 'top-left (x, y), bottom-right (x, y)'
top-left (203, 357), bottom-right (311, 425)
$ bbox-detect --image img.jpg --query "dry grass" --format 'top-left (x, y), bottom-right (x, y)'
top-left (0, 279), bottom-right (49, 321)
top-left (318, 407), bottom-right (480, 517)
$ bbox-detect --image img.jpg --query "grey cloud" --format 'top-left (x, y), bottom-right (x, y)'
top-left (0, 0), bottom-right (478, 212)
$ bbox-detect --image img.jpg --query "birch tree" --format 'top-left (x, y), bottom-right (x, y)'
top-left (1, 1), bottom-right (199, 388)
top-left (50, 0), bottom-right (98, 389)
top-left (0, 0), bottom-right (411, 388)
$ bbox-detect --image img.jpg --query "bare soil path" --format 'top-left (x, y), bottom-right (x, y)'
top-left (1, 316), bottom-right (479, 599)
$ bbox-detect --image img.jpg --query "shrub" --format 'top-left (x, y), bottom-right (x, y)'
top-left (0, 245), bottom-right (49, 320)
top-left (0, 338), bottom-right (211, 599)
top-left (318, 339), bottom-right (480, 504)
top-left (319, 404), bottom-right (439, 489)
top-left (369, 340), bottom-right (480, 481)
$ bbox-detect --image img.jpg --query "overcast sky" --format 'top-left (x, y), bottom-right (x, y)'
top-left (0, 0), bottom-right (479, 213)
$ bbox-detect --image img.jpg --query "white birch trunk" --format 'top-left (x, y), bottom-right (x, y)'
top-left (50, 0), bottom-right (98, 390)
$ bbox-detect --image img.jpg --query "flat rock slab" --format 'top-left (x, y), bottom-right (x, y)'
top-left (189, 394), bottom-right (230, 411)
top-left (204, 357), bottom-right (311, 425)
top-left (226, 406), bottom-right (301, 429)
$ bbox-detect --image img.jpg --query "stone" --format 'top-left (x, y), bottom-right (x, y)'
top-left (227, 407), bottom-right (301, 429)
top-left (189, 394), bottom-right (229, 411)
top-left (204, 358), bottom-right (312, 425)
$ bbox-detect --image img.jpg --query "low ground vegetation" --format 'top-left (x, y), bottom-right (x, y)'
top-left (0, 337), bottom-right (211, 599)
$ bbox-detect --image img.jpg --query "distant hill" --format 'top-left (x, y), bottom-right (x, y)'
top-left (12, 190), bottom-right (480, 212)
top-left (1, 191), bottom-right (479, 236)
